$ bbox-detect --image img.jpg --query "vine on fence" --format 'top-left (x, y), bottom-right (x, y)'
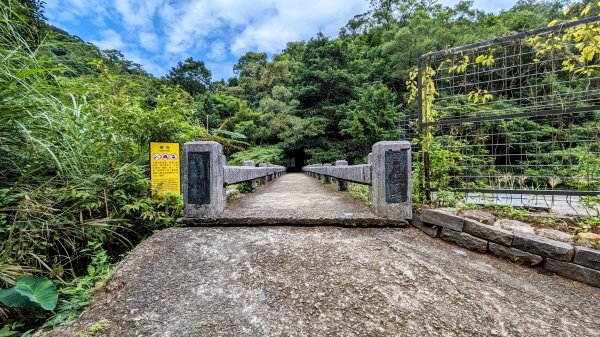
top-left (407, 9), bottom-right (600, 204)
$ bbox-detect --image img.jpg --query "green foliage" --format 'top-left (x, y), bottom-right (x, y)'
top-left (347, 183), bottom-right (370, 205)
top-left (38, 244), bottom-right (114, 330)
top-left (578, 216), bottom-right (600, 233)
top-left (0, 324), bottom-right (21, 337)
top-left (165, 57), bottom-right (212, 96)
top-left (2, 0), bottom-right (592, 333)
top-left (0, 276), bottom-right (58, 311)
top-left (0, 0), bottom-right (200, 331)
top-left (228, 145), bottom-right (284, 166)
top-left (81, 320), bottom-right (106, 337)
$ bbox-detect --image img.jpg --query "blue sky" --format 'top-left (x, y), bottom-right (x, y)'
top-left (45, 0), bottom-right (517, 80)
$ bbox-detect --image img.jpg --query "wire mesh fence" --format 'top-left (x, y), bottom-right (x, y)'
top-left (413, 17), bottom-right (600, 214)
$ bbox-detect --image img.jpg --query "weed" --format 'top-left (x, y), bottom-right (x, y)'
top-left (80, 320), bottom-right (106, 337)
top-left (347, 183), bottom-right (370, 205)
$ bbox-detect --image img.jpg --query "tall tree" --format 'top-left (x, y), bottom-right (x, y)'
top-left (233, 52), bottom-right (267, 78)
top-left (165, 57), bottom-right (212, 96)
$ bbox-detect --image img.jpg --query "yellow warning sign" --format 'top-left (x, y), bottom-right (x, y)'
top-left (150, 142), bottom-right (181, 196)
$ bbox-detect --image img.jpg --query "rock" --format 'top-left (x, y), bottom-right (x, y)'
top-left (488, 242), bottom-right (543, 267)
top-left (459, 209), bottom-right (497, 225)
top-left (512, 232), bottom-right (574, 262)
top-left (437, 207), bottom-right (459, 215)
top-left (440, 228), bottom-right (488, 253)
top-left (463, 219), bottom-right (513, 246)
top-left (421, 209), bottom-right (464, 231)
top-left (536, 229), bottom-right (574, 244)
top-left (545, 259), bottom-right (600, 288)
top-left (494, 219), bottom-right (535, 234)
top-left (576, 232), bottom-right (600, 250)
top-left (573, 246), bottom-right (600, 270)
top-left (453, 249), bottom-right (467, 256)
top-left (411, 214), bottom-right (442, 237)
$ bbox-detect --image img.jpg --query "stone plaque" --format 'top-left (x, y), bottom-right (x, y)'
top-left (188, 152), bottom-right (211, 204)
top-left (384, 149), bottom-right (408, 203)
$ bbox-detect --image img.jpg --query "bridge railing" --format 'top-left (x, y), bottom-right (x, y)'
top-left (183, 141), bottom-right (286, 219)
top-left (303, 141), bottom-right (412, 220)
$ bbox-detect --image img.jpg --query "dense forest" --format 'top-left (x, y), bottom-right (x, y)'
top-left (0, 0), bottom-right (598, 334)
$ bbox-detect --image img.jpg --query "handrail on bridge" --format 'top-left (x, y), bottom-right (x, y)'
top-left (302, 141), bottom-right (412, 220)
top-left (183, 141), bottom-right (286, 219)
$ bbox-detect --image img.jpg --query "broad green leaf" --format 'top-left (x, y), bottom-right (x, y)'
top-left (13, 276), bottom-right (58, 311)
top-left (0, 287), bottom-right (36, 308)
top-left (0, 326), bottom-right (19, 337)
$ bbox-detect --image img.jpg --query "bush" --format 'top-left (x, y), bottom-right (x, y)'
top-left (0, 1), bottom-right (199, 331)
top-left (228, 145), bottom-right (284, 166)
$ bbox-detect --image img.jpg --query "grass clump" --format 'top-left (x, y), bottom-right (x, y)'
top-left (0, 1), bottom-right (199, 332)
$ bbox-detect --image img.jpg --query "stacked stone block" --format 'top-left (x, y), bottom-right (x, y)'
top-left (414, 209), bottom-right (600, 287)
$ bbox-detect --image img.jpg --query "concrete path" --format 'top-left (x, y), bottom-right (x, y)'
top-left (46, 226), bottom-right (600, 337)
top-left (194, 173), bottom-right (399, 226)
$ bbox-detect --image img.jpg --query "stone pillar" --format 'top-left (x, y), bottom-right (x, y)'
top-left (367, 153), bottom-right (373, 202)
top-left (335, 160), bottom-right (348, 191)
top-left (322, 163), bottom-right (332, 184)
top-left (370, 141), bottom-right (412, 220)
top-left (265, 164), bottom-right (272, 181)
top-left (259, 163), bottom-right (268, 185)
top-left (244, 160), bottom-right (257, 191)
top-left (267, 163), bottom-right (274, 181)
top-left (183, 141), bottom-right (226, 219)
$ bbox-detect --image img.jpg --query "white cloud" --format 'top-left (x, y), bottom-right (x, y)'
top-left (206, 42), bottom-right (228, 61)
top-left (45, 0), bottom-right (109, 24)
top-left (230, 0), bottom-right (368, 55)
top-left (45, 0), bottom-right (517, 78)
top-left (91, 29), bottom-right (125, 50)
top-left (114, 0), bottom-right (165, 29)
top-left (139, 32), bottom-right (160, 51)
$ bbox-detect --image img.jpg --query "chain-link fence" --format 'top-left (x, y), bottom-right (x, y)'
top-left (414, 17), bottom-right (600, 215)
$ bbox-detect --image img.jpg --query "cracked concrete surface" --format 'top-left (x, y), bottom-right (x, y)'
top-left (45, 226), bottom-right (600, 337)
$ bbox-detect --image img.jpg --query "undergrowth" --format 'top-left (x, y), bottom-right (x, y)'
top-left (347, 183), bottom-right (370, 205)
top-left (0, 1), bottom-right (192, 333)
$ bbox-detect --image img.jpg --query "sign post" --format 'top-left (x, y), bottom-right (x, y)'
top-left (150, 142), bottom-right (181, 196)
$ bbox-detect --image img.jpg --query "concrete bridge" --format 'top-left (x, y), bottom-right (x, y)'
top-left (43, 140), bottom-right (600, 337)
top-left (180, 140), bottom-right (412, 226)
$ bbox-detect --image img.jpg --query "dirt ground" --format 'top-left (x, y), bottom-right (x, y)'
top-left (44, 226), bottom-right (600, 337)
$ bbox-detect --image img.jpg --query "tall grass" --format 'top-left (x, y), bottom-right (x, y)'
top-left (0, 1), bottom-right (201, 329)
top-left (0, 0), bottom-right (185, 314)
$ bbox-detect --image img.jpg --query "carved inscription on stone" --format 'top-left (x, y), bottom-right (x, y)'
top-left (188, 152), bottom-right (211, 204)
top-left (384, 149), bottom-right (408, 203)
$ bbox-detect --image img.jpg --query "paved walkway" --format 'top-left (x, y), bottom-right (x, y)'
top-left (46, 226), bottom-right (600, 337)
top-left (212, 173), bottom-right (396, 226)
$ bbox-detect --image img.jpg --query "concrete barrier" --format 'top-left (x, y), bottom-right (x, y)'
top-left (183, 141), bottom-right (286, 219)
top-left (302, 141), bottom-right (412, 220)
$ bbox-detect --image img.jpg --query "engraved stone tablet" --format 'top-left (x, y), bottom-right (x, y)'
top-left (384, 149), bottom-right (408, 203)
top-left (188, 152), bottom-right (211, 204)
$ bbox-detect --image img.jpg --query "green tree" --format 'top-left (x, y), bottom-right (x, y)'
top-left (165, 57), bottom-right (212, 96)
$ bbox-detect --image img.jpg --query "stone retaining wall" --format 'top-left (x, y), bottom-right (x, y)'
top-left (413, 209), bottom-right (600, 288)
